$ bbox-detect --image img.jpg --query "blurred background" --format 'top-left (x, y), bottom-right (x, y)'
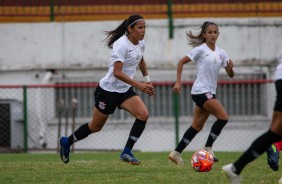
top-left (0, 0), bottom-right (281, 153)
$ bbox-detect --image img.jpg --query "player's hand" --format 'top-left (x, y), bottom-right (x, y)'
top-left (172, 82), bottom-right (181, 94)
top-left (146, 82), bottom-right (155, 96)
top-left (226, 60), bottom-right (234, 69)
top-left (137, 82), bottom-right (155, 96)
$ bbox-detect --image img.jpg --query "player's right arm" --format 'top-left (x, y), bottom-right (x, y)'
top-left (172, 56), bottom-right (191, 94)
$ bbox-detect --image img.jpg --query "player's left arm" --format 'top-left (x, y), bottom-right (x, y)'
top-left (139, 57), bottom-right (155, 95)
top-left (225, 60), bottom-right (235, 78)
top-left (139, 57), bottom-right (149, 77)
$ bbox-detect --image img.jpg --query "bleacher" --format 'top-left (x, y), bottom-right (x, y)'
top-left (1, 0), bottom-right (282, 23)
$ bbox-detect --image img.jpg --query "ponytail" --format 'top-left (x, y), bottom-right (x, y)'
top-left (186, 21), bottom-right (218, 48)
top-left (104, 14), bottom-right (144, 49)
top-left (104, 20), bottom-right (127, 49)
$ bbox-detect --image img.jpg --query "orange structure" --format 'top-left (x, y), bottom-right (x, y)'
top-left (1, 0), bottom-right (282, 22)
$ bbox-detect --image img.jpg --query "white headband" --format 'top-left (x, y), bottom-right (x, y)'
top-left (128, 19), bottom-right (144, 27)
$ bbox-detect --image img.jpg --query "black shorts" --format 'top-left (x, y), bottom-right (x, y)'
top-left (191, 92), bottom-right (216, 108)
top-left (94, 85), bottom-right (137, 115)
top-left (274, 79), bottom-right (282, 111)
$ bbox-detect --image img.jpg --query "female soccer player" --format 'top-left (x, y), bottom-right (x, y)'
top-left (223, 56), bottom-right (282, 184)
top-left (59, 14), bottom-right (155, 165)
top-left (169, 21), bottom-right (234, 164)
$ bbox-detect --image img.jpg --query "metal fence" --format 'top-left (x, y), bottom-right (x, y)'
top-left (1, 0), bottom-right (282, 23)
top-left (0, 73), bottom-right (275, 153)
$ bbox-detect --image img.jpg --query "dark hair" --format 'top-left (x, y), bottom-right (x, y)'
top-left (186, 21), bottom-right (218, 48)
top-left (104, 14), bottom-right (144, 49)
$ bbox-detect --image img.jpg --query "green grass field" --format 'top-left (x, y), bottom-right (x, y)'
top-left (0, 151), bottom-right (280, 184)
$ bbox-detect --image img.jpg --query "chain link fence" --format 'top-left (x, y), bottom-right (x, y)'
top-left (0, 68), bottom-right (276, 153)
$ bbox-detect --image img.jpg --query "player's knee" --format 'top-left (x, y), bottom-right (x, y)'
top-left (217, 113), bottom-right (229, 121)
top-left (193, 124), bottom-right (204, 132)
top-left (90, 126), bottom-right (103, 133)
top-left (88, 122), bottom-right (104, 133)
top-left (220, 118), bottom-right (229, 122)
top-left (136, 110), bottom-right (149, 121)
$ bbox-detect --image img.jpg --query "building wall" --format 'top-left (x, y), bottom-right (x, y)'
top-left (1, 18), bottom-right (281, 73)
top-left (0, 17), bottom-right (279, 151)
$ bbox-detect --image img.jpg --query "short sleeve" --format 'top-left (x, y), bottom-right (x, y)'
top-left (111, 41), bottom-right (127, 63)
top-left (187, 46), bottom-right (204, 61)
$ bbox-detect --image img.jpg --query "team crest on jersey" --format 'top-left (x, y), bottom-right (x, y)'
top-left (205, 92), bottom-right (213, 99)
top-left (98, 101), bottom-right (106, 110)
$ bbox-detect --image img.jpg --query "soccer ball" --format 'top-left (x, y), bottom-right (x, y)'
top-left (191, 150), bottom-right (214, 172)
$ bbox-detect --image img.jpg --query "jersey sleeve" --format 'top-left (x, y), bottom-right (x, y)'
top-left (187, 46), bottom-right (203, 62)
top-left (111, 41), bottom-right (127, 63)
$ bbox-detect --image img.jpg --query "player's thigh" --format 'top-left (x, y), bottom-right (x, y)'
top-left (203, 99), bottom-right (228, 120)
top-left (192, 106), bottom-right (210, 131)
top-left (89, 107), bottom-right (109, 132)
top-left (120, 95), bottom-right (149, 121)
